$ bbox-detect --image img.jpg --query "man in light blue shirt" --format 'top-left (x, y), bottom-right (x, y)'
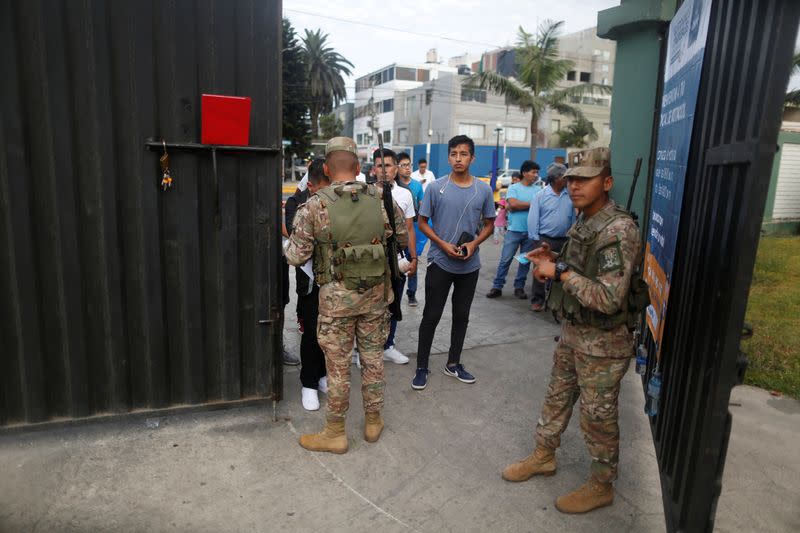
top-left (527, 162), bottom-right (575, 311)
top-left (487, 160), bottom-right (542, 299)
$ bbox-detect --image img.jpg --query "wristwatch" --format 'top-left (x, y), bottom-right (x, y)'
top-left (555, 262), bottom-right (570, 282)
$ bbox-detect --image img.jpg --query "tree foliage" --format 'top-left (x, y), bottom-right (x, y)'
top-left (466, 21), bottom-right (610, 158)
top-left (319, 113), bottom-right (344, 139)
top-left (300, 29), bottom-right (353, 138)
top-left (556, 117), bottom-right (599, 148)
top-left (282, 18), bottom-right (311, 157)
top-left (785, 51), bottom-right (800, 108)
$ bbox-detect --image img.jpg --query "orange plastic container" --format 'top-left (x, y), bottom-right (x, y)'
top-left (201, 94), bottom-right (252, 146)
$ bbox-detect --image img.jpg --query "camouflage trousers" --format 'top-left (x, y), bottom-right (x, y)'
top-left (535, 341), bottom-right (631, 483)
top-left (317, 308), bottom-right (388, 420)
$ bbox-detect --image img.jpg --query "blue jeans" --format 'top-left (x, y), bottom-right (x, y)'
top-left (404, 247), bottom-right (417, 297)
top-left (491, 230), bottom-right (533, 290)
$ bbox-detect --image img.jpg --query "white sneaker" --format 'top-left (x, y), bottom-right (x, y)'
top-left (301, 387), bottom-right (320, 411)
top-left (352, 349), bottom-right (361, 368)
top-left (318, 376), bottom-right (328, 394)
top-left (383, 346), bottom-right (410, 364)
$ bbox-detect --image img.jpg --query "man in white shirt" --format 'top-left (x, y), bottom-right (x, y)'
top-left (373, 148), bottom-right (417, 365)
top-left (410, 158), bottom-right (436, 191)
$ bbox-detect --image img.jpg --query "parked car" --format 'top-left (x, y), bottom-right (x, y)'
top-left (495, 169), bottom-right (519, 187)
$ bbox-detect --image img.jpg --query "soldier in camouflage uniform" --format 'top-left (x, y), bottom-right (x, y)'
top-left (284, 137), bottom-right (407, 454)
top-left (502, 148), bottom-right (644, 514)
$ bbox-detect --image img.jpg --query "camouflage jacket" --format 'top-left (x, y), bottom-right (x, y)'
top-left (284, 181), bottom-right (408, 318)
top-left (558, 200), bottom-right (641, 358)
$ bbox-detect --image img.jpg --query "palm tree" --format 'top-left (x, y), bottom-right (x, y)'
top-left (785, 51), bottom-right (800, 107)
top-left (466, 21), bottom-right (610, 159)
top-left (300, 29), bottom-right (353, 138)
top-left (556, 116), bottom-right (599, 148)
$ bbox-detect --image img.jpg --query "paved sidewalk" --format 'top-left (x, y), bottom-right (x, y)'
top-left (1, 242), bottom-right (797, 532)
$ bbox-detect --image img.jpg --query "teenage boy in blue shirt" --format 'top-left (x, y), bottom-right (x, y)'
top-left (411, 135), bottom-right (496, 390)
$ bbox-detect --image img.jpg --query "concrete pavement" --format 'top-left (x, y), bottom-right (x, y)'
top-left (1, 241), bottom-right (798, 532)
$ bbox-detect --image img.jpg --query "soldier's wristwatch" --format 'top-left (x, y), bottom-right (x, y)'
top-left (555, 262), bottom-right (570, 282)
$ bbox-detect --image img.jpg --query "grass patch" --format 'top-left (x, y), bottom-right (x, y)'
top-left (741, 236), bottom-right (800, 399)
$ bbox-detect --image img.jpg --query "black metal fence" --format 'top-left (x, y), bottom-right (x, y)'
top-left (0, 0), bottom-right (284, 427)
top-left (644, 1), bottom-right (799, 531)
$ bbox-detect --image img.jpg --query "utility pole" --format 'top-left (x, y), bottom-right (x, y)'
top-left (426, 78), bottom-right (435, 164)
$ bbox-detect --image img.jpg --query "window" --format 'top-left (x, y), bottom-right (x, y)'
top-left (593, 49), bottom-right (602, 56)
top-left (357, 133), bottom-right (364, 144)
top-left (458, 123), bottom-right (485, 139)
top-left (569, 95), bottom-right (581, 104)
top-left (504, 126), bottom-right (526, 142)
top-left (601, 64), bottom-right (609, 72)
top-left (579, 72), bottom-right (591, 82)
top-left (603, 123), bottom-right (611, 135)
top-left (396, 67), bottom-right (416, 81)
top-left (551, 119), bottom-right (561, 132)
top-left (380, 68), bottom-right (394, 83)
top-left (601, 77), bottom-right (609, 86)
top-left (398, 128), bottom-right (409, 144)
top-left (383, 130), bottom-right (391, 143)
top-left (582, 96), bottom-right (594, 105)
top-left (602, 50), bottom-right (611, 60)
top-left (381, 99), bottom-right (394, 113)
top-left (461, 88), bottom-right (487, 103)
top-left (567, 71), bottom-right (576, 81)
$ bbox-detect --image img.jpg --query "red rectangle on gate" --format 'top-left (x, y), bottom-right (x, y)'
top-left (201, 94), bottom-right (252, 146)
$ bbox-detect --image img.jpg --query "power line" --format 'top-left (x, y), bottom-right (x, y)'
top-left (283, 8), bottom-right (504, 49)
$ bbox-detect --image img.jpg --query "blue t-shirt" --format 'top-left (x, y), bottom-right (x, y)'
top-left (419, 176), bottom-right (496, 274)
top-left (506, 182), bottom-right (541, 232)
top-left (400, 178), bottom-right (424, 213)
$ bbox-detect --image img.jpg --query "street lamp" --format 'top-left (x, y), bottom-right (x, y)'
top-left (494, 124), bottom-right (503, 179)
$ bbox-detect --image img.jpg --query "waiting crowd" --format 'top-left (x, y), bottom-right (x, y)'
top-left (281, 134), bottom-right (645, 515)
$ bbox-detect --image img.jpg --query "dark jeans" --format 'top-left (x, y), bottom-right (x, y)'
top-left (299, 284), bottom-right (326, 389)
top-left (385, 274), bottom-right (407, 350)
top-left (416, 262), bottom-right (480, 369)
top-left (532, 235), bottom-right (568, 305)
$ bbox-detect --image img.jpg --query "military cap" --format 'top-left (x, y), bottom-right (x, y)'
top-left (565, 147), bottom-right (611, 178)
top-left (325, 136), bottom-right (358, 156)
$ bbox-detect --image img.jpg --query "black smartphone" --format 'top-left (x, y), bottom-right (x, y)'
top-left (456, 231), bottom-right (474, 256)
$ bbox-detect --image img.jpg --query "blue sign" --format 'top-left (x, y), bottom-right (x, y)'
top-left (644, 0), bottom-right (712, 347)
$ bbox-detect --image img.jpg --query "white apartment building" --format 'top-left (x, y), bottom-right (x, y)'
top-left (352, 52), bottom-right (456, 151)
top-left (350, 30), bottom-right (615, 153)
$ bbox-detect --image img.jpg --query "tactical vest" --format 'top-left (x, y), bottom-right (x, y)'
top-left (312, 182), bottom-right (388, 292)
top-left (547, 204), bottom-right (650, 331)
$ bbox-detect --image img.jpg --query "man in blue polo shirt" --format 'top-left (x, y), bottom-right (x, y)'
top-left (486, 160), bottom-right (542, 299)
top-left (527, 162), bottom-right (575, 311)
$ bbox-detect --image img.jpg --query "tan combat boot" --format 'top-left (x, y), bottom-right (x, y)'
top-left (555, 478), bottom-right (614, 514)
top-left (501, 446), bottom-right (557, 481)
top-left (299, 417), bottom-right (348, 454)
top-left (364, 411), bottom-right (384, 443)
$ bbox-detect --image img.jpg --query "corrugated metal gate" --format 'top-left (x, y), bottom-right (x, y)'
top-left (642, 0), bottom-right (799, 531)
top-left (0, 0), bottom-right (284, 427)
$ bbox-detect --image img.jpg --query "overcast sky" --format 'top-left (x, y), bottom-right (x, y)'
top-left (283, 0), bottom-right (800, 100)
top-left (283, 0), bottom-right (621, 101)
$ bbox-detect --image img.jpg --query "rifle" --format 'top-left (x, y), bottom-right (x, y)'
top-left (377, 133), bottom-right (402, 283)
top-left (626, 157), bottom-right (643, 225)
